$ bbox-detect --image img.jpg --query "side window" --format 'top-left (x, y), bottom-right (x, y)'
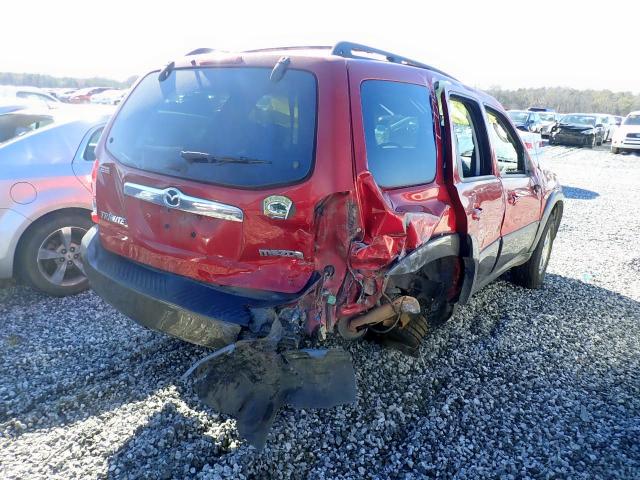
top-left (361, 80), bottom-right (437, 188)
top-left (83, 127), bottom-right (104, 161)
top-left (486, 108), bottom-right (526, 175)
top-left (449, 96), bottom-right (492, 178)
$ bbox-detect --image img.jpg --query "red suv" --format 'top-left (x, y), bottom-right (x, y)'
top-left (82, 42), bottom-right (563, 445)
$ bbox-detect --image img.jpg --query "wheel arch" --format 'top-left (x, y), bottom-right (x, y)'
top-left (13, 207), bottom-right (92, 276)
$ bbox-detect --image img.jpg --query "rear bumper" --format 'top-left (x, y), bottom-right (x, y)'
top-left (82, 226), bottom-right (317, 347)
top-left (612, 139), bottom-right (640, 151)
top-left (0, 208), bottom-right (30, 279)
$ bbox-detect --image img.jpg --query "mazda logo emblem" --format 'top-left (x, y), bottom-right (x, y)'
top-left (163, 188), bottom-right (181, 208)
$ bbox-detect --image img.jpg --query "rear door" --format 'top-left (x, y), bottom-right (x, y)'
top-left (346, 61), bottom-right (456, 251)
top-left (484, 106), bottom-right (543, 270)
top-left (443, 92), bottom-right (506, 284)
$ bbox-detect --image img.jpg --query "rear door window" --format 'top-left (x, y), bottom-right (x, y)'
top-left (450, 97), bottom-right (492, 178)
top-left (360, 80), bottom-right (437, 188)
top-left (486, 108), bottom-right (527, 175)
top-left (106, 67), bottom-right (317, 189)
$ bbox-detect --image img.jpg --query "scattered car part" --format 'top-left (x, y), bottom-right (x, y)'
top-left (183, 318), bottom-right (356, 449)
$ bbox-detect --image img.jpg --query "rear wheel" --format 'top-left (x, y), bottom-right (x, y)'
top-left (511, 214), bottom-right (557, 289)
top-left (17, 212), bottom-right (92, 296)
top-left (369, 313), bottom-right (429, 357)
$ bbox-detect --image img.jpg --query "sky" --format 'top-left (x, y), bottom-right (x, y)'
top-left (2, 0), bottom-right (639, 92)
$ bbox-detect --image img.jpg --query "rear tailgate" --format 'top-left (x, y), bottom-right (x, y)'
top-left (94, 58), bottom-right (353, 295)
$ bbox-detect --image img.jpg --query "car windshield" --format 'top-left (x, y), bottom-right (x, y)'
top-left (624, 114), bottom-right (640, 126)
top-left (508, 111), bottom-right (529, 123)
top-left (561, 115), bottom-right (596, 126)
top-left (106, 67), bottom-right (317, 189)
top-left (539, 113), bottom-right (555, 122)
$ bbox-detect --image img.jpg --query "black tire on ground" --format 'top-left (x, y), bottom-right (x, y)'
top-left (585, 136), bottom-right (595, 148)
top-left (17, 211), bottom-right (93, 296)
top-left (511, 212), bottom-right (557, 290)
top-left (368, 313), bottom-right (429, 357)
top-left (612, 147), bottom-right (620, 154)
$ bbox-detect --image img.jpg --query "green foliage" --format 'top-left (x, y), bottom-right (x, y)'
top-left (0, 72), bottom-right (136, 89)
top-left (486, 86), bottom-right (640, 116)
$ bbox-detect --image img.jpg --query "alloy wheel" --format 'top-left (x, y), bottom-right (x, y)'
top-left (36, 226), bottom-right (88, 287)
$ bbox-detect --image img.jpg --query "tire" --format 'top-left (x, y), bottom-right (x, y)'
top-left (585, 136), bottom-right (595, 148)
top-left (368, 314), bottom-right (429, 357)
top-left (17, 211), bottom-right (93, 296)
top-left (612, 147), bottom-right (620, 154)
top-left (511, 213), bottom-right (557, 290)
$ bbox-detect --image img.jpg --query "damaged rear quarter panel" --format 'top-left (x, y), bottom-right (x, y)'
top-left (335, 63), bottom-right (456, 319)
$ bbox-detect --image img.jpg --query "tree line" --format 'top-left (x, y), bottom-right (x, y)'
top-left (485, 86), bottom-right (640, 116)
top-left (0, 72), bottom-right (136, 89)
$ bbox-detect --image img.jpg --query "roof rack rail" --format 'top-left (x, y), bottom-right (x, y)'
top-left (243, 45), bottom-right (332, 54)
top-left (331, 41), bottom-right (457, 80)
top-left (185, 48), bottom-right (220, 56)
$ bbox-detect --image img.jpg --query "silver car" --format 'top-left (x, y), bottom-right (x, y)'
top-left (0, 105), bottom-right (113, 295)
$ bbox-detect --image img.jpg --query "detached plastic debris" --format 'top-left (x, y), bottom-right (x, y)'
top-left (182, 321), bottom-right (356, 449)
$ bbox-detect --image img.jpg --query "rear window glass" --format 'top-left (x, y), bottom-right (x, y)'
top-left (0, 114), bottom-right (54, 143)
top-left (106, 67), bottom-right (317, 188)
top-left (361, 81), bottom-right (437, 188)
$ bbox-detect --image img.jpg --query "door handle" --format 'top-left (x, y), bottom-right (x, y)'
top-left (508, 191), bottom-right (525, 204)
top-left (471, 207), bottom-right (483, 220)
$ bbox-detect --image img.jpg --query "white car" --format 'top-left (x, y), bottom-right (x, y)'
top-left (0, 86), bottom-right (61, 109)
top-left (611, 111), bottom-right (640, 154)
top-left (597, 114), bottom-right (617, 142)
top-left (89, 89), bottom-right (127, 105)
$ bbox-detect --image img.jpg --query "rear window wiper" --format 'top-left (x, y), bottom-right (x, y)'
top-left (180, 151), bottom-right (272, 165)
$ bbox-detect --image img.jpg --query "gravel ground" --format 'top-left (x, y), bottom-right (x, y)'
top-left (1, 147), bottom-right (639, 479)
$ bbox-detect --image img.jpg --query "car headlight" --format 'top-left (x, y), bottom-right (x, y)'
top-left (581, 128), bottom-right (595, 135)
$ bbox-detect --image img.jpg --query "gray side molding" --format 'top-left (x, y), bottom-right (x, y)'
top-left (385, 234), bottom-right (460, 277)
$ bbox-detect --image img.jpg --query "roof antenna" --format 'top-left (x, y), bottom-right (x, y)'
top-left (270, 56), bottom-right (291, 82)
top-left (158, 61), bottom-right (175, 82)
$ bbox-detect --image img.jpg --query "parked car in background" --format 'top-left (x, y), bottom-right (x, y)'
top-left (0, 106), bottom-right (113, 295)
top-left (507, 110), bottom-right (544, 133)
top-left (537, 111), bottom-right (557, 138)
top-left (58, 89), bottom-right (80, 102)
top-left (90, 89), bottom-right (127, 105)
top-left (0, 86), bottom-right (61, 109)
top-left (528, 107), bottom-right (555, 113)
top-left (611, 111), bottom-right (640, 154)
top-left (46, 88), bottom-right (77, 101)
top-left (548, 113), bottom-right (605, 147)
top-left (614, 115), bottom-right (623, 126)
top-left (68, 87), bottom-right (111, 104)
top-left (598, 114), bottom-right (618, 142)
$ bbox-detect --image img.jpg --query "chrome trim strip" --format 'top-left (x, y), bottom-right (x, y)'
top-left (123, 182), bottom-right (244, 222)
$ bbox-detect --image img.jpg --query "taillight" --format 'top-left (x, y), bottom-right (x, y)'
top-left (90, 159), bottom-right (99, 223)
top-left (524, 141), bottom-right (533, 150)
